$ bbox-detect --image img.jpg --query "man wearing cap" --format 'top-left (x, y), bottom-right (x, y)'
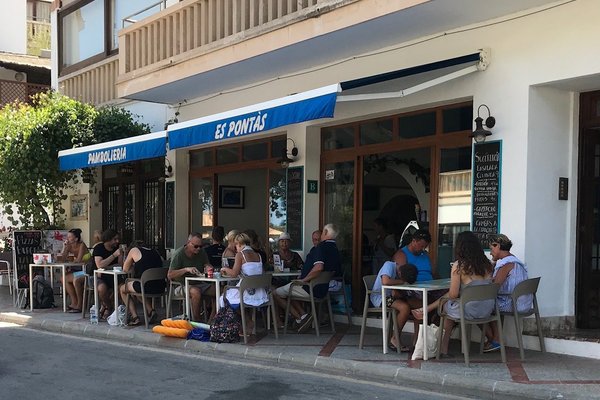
top-left (273, 223), bottom-right (341, 332)
top-left (484, 233), bottom-right (531, 352)
top-left (272, 232), bottom-right (303, 271)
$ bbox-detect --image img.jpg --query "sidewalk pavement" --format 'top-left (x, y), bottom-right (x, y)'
top-left (2, 286), bottom-right (599, 400)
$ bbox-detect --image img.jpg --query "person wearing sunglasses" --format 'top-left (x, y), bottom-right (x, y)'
top-left (167, 232), bottom-right (214, 321)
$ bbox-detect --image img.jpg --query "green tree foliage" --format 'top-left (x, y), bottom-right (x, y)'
top-left (0, 92), bottom-right (150, 229)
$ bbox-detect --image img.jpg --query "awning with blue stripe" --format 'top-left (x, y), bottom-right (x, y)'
top-left (58, 131), bottom-right (167, 171)
top-left (167, 84), bottom-right (339, 150)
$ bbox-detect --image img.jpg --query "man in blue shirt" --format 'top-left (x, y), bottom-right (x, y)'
top-left (389, 229), bottom-right (437, 349)
top-left (274, 223), bottom-right (341, 332)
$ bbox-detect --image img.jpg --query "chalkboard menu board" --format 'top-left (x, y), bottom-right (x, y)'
top-left (165, 181), bottom-right (175, 249)
top-left (472, 140), bottom-right (502, 245)
top-left (286, 167), bottom-right (303, 250)
top-left (12, 230), bottom-right (43, 284)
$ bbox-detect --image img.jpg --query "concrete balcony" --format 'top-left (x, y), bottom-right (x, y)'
top-left (114, 0), bottom-right (557, 104)
top-left (59, 56), bottom-right (118, 106)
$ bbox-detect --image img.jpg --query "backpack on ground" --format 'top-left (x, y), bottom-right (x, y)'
top-left (32, 276), bottom-right (55, 309)
top-left (209, 295), bottom-right (241, 343)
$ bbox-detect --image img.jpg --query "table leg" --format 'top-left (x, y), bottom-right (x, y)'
top-left (113, 273), bottom-right (119, 315)
top-left (185, 279), bottom-right (190, 320)
top-left (93, 272), bottom-right (99, 320)
top-left (382, 286), bottom-right (388, 354)
top-left (29, 264), bottom-right (33, 312)
top-left (62, 267), bottom-right (67, 312)
top-left (215, 281), bottom-right (222, 312)
top-left (422, 290), bottom-right (429, 360)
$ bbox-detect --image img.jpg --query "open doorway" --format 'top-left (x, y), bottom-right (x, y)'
top-left (361, 147), bottom-right (431, 277)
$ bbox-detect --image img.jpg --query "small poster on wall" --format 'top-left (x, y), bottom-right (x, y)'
top-left (70, 194), bottom-right (88, 221)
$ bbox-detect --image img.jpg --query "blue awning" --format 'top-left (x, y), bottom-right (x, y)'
top-left (58, 131), bottom-right (167, 171)
top-left (167, 84), bottom-right (339, 150)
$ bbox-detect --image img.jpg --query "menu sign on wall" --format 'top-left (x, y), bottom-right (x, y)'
top-left (471, 140), bottom-right (502, 245)
top-left (286, 167), bottom-right (304, 250)
top-left (12, 230), bottom-right (43, 284)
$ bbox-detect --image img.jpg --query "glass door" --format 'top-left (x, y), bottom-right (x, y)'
top-left (190, 177), bottom-right (214, 242)
top-left (323, 160), bottom-right (355, 284)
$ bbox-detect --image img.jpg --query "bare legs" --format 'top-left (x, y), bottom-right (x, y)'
top-left (118, 281), bottom-right (153, 320)
top-left (189, 285), bottom-right (216, 321)
top-left (272, 292), bottom-right (306, 327)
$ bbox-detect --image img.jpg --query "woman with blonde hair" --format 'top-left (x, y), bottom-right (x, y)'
top-left (219, 232), bottom-right (268, 334)
top-left (221, 229), bottom-right (239, 267)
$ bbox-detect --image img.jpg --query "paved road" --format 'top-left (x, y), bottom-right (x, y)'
top-left (0, 323), bottom-right (472, 400)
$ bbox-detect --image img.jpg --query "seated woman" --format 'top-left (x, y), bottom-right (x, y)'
top-left (438, 231), bottom-right (495, 357)
top-left (219, 232), bottom-right (268, 335)
top-left (118, 240), bottom-right (166, 326)
top-left (59, 228), bottom-right (91, 313)
top-left (221, 229), bottom-right (239, 268)
top-left (484, 233), bottom-right (532, 352)
top-left (271, 232), bottom-right (303, 271)
top-left (93, 229), bottom-right (124, 320)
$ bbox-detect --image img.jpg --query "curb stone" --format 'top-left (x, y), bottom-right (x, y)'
top-left (1, 312), bottom-right (597, 400)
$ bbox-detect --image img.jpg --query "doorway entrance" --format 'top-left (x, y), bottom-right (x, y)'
top-left (102, 158), bottom-right (165, 255)
top-left (321, 102), bottom-right (474, 312)
top-left (576, 91), bottom-right (600, 328)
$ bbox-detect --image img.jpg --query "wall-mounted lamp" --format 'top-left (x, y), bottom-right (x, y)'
top-left (277, 138), bottom-right (299, 168)
top-left (165, 158), bottom-right (173, 178)
top-left (471, 104), bottom-right (496, 143)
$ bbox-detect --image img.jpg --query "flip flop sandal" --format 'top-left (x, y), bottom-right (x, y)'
top-left (128, 316), bottom-right (141, 326)
top-left (148, 310), bottom-right (158, 324)
top-left (67, 308), bottom-right (82, 313)
top-left (100, 308), bottom-right (112, 321)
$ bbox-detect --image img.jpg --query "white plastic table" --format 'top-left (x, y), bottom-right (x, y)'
top-left (29, 262), bottom-right (84, 312)
top-left (381, 278), bottom-right (451, 360)
top-left (93, 268), bottom-right (129, 318)
top-left (185, 275), bottom-right (240, 320)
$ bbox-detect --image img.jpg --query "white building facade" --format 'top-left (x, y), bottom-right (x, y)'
top-left (53, 0), bottom-right (600, 357)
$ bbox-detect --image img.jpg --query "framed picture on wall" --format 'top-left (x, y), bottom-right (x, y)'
top-left (219, 186), bottom-right (245, 209)
top-left (70, 194), bottom-right (88, 220)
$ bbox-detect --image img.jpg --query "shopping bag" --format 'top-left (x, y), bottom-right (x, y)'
top-left (411, 323), bottom-right (440, 360)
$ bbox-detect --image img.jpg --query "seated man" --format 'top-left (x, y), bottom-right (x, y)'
top-left (370, 261), bottom-right (418, 351)
top-left (484, 233), bottom-right (531, 352)
top-left (167, 233), bottom-right (214, 322)
top-left (204, 226), bottom-right (226, 269)
top-left (273, 223), bottom-right (341, 333)
top-left (389, 229), bottom-right (443, 343)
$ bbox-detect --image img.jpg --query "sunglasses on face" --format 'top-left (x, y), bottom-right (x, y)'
top-left (189, 243), bottom-right (202, 249)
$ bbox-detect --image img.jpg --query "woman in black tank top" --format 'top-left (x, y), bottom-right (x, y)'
top-left (119, 241), bottom-right (166, 326)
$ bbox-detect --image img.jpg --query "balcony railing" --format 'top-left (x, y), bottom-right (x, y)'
top-left (119, 0), bottom-right (330, 75)
top-left (439, 170), bottom-right (472, 196)
top-left (26, 20), bottom-right (51, 56)
top-left (59, 56), bottom-right (119, 105)
top-left (0, 79), bottom-right (49, 108)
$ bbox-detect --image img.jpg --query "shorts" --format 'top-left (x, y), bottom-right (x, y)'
top-left (133, 280), bottom-right (166, 294)
top-left (174, 282), bottom-right (212, 296)
top-left (72, 271), bottom-right (86, 279)
top-left (404, 289), bottom-right (447, 303)
top-left (274, 282), bottom-right (311, 299)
